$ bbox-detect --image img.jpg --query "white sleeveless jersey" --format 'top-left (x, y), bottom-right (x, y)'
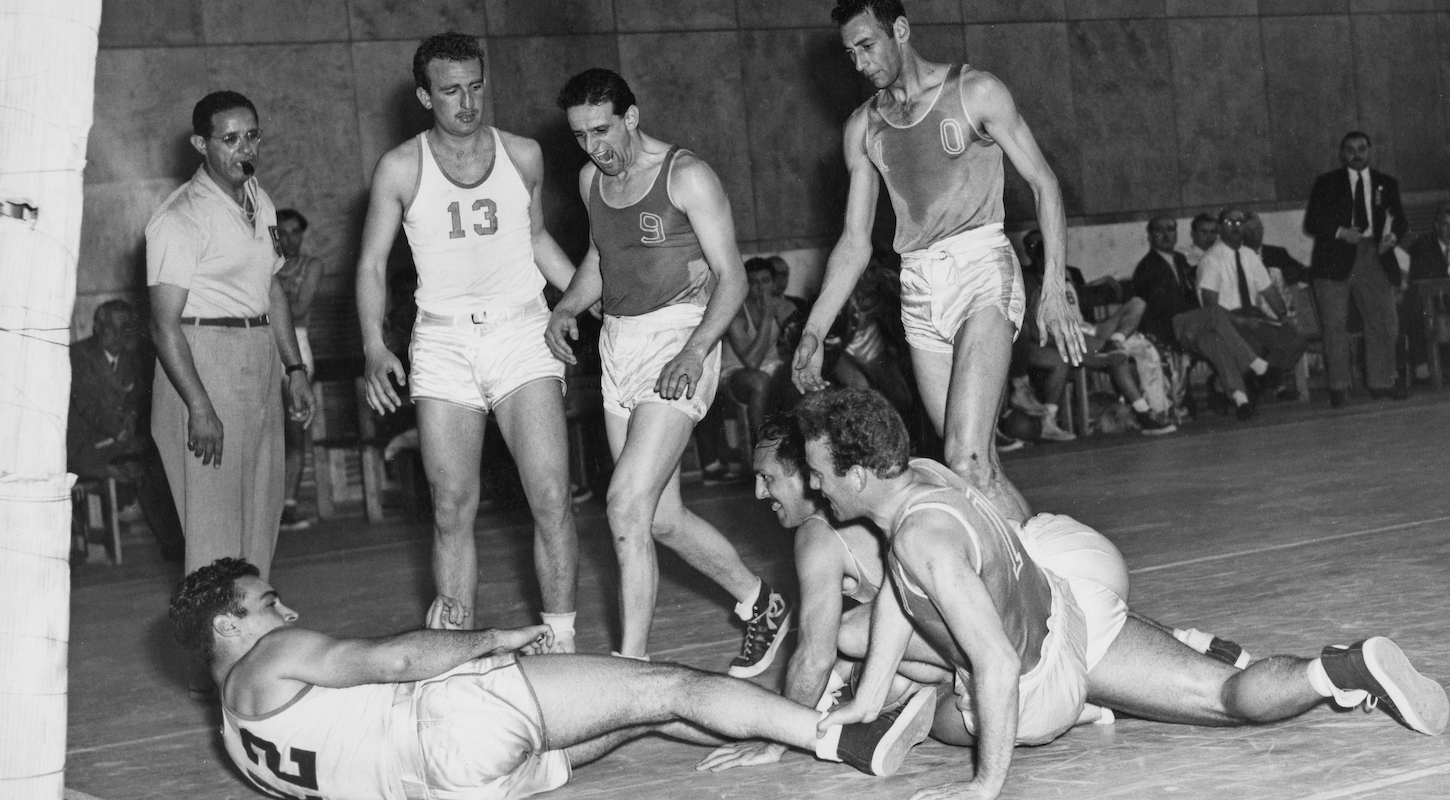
top-left (402, 128), bottom-right (543, 314)
top-left (221, 681), bottom-right (405, 800)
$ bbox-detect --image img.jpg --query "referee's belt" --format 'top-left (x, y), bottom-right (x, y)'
top-left (180, 314), bottom-right (269, 328)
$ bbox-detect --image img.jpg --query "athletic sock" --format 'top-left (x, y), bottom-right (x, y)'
top-left (813, 711), bottom-right (843, 762)
top-left (1131, 397), bottom-right (1151, 413)
top-left (1231, 390), bottom-right (1250, 405)
top-left (734, 578), bottom-right (764, 621)
top-left (1043, 403), bottom-right (1059, 418)
top-left (1249, 358), bottom-right (1269, 376)
top-left (541, 611), bottom-right (576, 638)
top-left (1174, 627), bottom-right (1215, 653)
top-left (1306, 657), bottom-right (1335, 698)
top-left (816, 670), bottom-right (849, 713)
top-left (610, 651), bottom-right (650, 661)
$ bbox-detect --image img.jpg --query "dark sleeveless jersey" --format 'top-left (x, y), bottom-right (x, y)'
top-left (590, 146), bottom-right (711, 317)
top-left (863, 65), bottom-right (1006, 254)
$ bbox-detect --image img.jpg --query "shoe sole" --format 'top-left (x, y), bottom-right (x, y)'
top-left (1139, 425), bottom-right (1177, 436)
top-left (726, 613), bottom-right (792, 679)
top-left (1363, 637), bottom-right (1449, 735)
top-left (871, 686), bottom-right (937, 777)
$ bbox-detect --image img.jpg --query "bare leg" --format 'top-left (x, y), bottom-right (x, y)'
top-left (282, 417), bottom-right (305, 506)
top-left (911, 308), bottom-right (1029, 522)
top-left (417, 399), bottom-right (486, 629)
top-left (1096, 296), bottom-right (1146, 339)
top-left (495, 380), bottom-right (578, 618)
top-left (606, 404), bottom-right (759, 656)
top-left (728, 368), bottom-right (772, 437)
top-left (520, 655), bottom-right (824, 752)
top-left (837, 603), bottom-right (954, 685)
top-left (1088, 616), bottom-right (1322, 725)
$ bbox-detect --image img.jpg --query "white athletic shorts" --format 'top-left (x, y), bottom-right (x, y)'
top-left (409, 295), bottom-right (565, 414)
top-left (406, 654), bottom-right (571, 800)
top-left (899, 223), bottom-right (1026, 354)
top-left (956, 569), bottom-right (1089, 746)
top-left (1017, 513), bottom-right (1131, 671)
top-left (601, 303), bottom-right (721, 423)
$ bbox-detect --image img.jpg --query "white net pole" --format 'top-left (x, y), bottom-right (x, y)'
top-left (0, 2), bottom-right (103, 798)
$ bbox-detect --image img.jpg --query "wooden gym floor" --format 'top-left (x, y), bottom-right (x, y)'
top-left (65, 392), bottom-right (1450, 800)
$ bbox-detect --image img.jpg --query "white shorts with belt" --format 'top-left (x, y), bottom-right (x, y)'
top-left (899, 223), bottom-right (1026, 353)
top-left (600, 303), bottom-right (721, 423)
top-left (408, 295), bottom-right (565, 414)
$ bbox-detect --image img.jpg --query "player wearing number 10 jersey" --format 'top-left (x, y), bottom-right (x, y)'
top-left (356, 32), bottom-right (581, 648)
top-left (545, 69), bottom-right (793, 673)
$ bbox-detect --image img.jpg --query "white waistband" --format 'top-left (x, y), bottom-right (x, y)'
top-left (416, 294), bottom-right (546, 326)
top-left (604, 302), bottom-right (706, 331)
top-left (902, 223), bottom-right (1010, 265)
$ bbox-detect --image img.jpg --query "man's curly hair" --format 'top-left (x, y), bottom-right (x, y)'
top-left (794, 388), bottom-right (909, 478)
top-left (413, 31), bottom-right (486, 92)
top-left (168, 558), bottom-right (259, 663)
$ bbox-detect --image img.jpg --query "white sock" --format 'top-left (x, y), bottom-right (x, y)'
top-left (1110, 332), bottom-right (1127, 343)
top-left (1307, 657), bottom-right (1368, 707)
top-left (541, 611), bottom-right (576, 638)
top-left (610, 650), bottom-right (650, 661)
top-left (1231, 390), bottom-right (1250, 405)
top-left (1249, 358), bottom-right (1269, 376)
top-left (1174, 627), bottom-right (1215, 654)
top-left (813, 711), bottom-right (843, 762)
top-left (1043, 403), bottom-right (1059, 418)
top-left (1132, 398), bottom-right (1150, 413)
top-left (734, 578), bottom-right (764, 621)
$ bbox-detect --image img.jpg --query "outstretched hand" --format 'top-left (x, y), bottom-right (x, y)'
top-left (792, 330), bottom-right (828, 393)
top-left (1036, 289), bottom-right (1085, 366)
top-left (695, 740), bottom-right (787, 772)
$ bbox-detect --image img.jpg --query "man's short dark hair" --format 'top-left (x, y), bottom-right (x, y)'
top-left (795, 388), bottom-right (909, 478)
top-left (745, 256), bottom-right (774, 276)
top-left (93, 298), bottom-right (134, 327)
top-left (276, 208), bottom-right (309, 231)
top-left (1341, 130), bottom-right (1372, 149)
top-left (192, 91), bottom-right (257, 138)
top-left (556, 68), bottom-right (637, 117)
top-left (1218, 207), bottom-right (1245, 225)
top-left (169, 558), bottom-right (259, 663)
top-left (1191, 212), bottom-right (1217, 232)
top-left (413, 32), bottom-right (486, 92)
top-left (831, 0), bottom-right (907, 28)
top-left (1147, 215), bottom-right (1175, 233)
top-left (756, 412), bottom-right (807, 476)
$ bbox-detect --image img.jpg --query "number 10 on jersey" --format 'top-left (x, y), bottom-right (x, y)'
top-left (447, 199), bottom-right (498, 239)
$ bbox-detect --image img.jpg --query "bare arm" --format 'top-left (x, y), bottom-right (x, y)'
top-left (509, 134), bottom-right (577, 292)
top-left (795, 109), bottom-right (878, 392)
top-left (970, 71), bottom-right (1081, 366)
top-left (356, 146), bottom-right (414, 413)
top-left (289, 256), bottom-right (324, 326)
top-left (655, 155), bottom-right (748, 400)
top-left (149, 283), bottom-right (224, 467)
top-left (545, 167), bottom-right (606, 365)
top-left (821, 568), bottom-right (914, 728)
top-left (269, 276), bottom-right (315, 426)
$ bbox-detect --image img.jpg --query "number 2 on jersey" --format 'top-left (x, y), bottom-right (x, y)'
top-left (447, 199), bottom-right (499, 239)
top-left (239, 728), bottom-right (321, 798)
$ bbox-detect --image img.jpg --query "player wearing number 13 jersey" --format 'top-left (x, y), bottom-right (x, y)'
top-left (356, 32), bottom-right (581, 651)
top-left (545, 69), bottom-right (793, 672)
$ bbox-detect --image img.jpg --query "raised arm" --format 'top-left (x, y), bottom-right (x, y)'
top-left (970, 71), bottom-right (1081, 366)
top-left (509, 133), bottom-right (576, 292)
top-left (150, 282), bottom-right (223, 467)
top-left (356, 145), bottom-right (414, 414)
top-left (795, 109), bottom-right (879, 393)
top-left (655, 154), bottom-right (748, 401)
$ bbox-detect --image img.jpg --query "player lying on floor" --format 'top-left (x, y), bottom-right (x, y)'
top-left (168, 558), bottom-right (937, 799)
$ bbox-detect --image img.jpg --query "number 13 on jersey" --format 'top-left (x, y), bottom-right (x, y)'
top-left (447, 199), bottom-right (498, 239)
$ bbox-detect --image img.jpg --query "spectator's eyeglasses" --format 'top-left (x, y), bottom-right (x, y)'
top-left (1221, 218), bottom-right (1246, 228)
top-left (209, 129), bottom-right (263, 149)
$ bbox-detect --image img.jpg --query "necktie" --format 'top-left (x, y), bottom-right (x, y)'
top-left (1352, 171), bottom-right (1368, 231)
top-left (1235, 249), bottom-right (1253, 311)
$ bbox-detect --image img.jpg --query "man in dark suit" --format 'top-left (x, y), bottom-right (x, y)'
top-left (1303, 131), bottom-right (1407, 406)
top-left (68, 300), bottom-right (184, 561)
top-left (1405, 202), bottom-right (1450, 381)
top-left (1132, 216), bottom-right (1268, 420)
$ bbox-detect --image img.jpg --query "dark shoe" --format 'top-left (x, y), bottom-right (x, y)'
top-left (835, 686), bottom-right (937, 776)
top-left (279, 504), bottom-right (312, 531)
top-left (728, 586), bottom-right (792, 678)
top-left (1329, 390), bottom-right (1348, 409)
top-left (1235, 401), bottom-right (1257, 421)
top-left (1275, 387), bottom-right (1302, 402)
top-left (1319, 637), bottom-right (1448, 735)
top-left (1136, 411), bottom-right (1177, 436)
top-left (1205, 637), bottom-right (1252, 669)
top-left (1098, 338), bottom-right (1124, 354)
top-left (570, 482), bottom-right (594, 504)
top-left (1206, 390), bottom-right (1230, 417)
top-left (995, 428), bottom-right (1026, 452)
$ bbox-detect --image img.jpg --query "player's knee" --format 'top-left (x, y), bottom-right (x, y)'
top-left (605, 487), bottom-right (655, 537)
top-left (430, 481), bottom-right (479, 523)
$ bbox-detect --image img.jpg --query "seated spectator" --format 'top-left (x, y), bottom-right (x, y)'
top-left (725, 257), bottom-right (796, 436)
top-left (1404, 202), bottom-right (1450, 382)
top-left (1244, 212), bottom-right (1309, 287)
top-left (1132, 216), bottom-right (1271, 421)
top-left (1022, 233), bottom-right (1175, 436)
top-left (832, 261), bottom-right (913, 418)
top-left (769, 255), bottom-right (810, 318)
top-left (1187, 213), bottom-right (1218, 269)
top-left (274, 209), bottom-right (325, 531)
top-left (68, 300), bottom-right (185, 561)
top-left (1198, 208), bottom-right (1307, 398)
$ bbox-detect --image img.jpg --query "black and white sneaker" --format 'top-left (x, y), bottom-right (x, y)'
top-left (1135, 411), bottom-right (1177, 436)
top-left (727, 588), bottom-right (792, 678)
top-left (1319, 637), bottom-right (1449, 735)
top-left (836, 686), bottom-right (937, 777)
top-left (1205, 637), bottom-right (1251, 669)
